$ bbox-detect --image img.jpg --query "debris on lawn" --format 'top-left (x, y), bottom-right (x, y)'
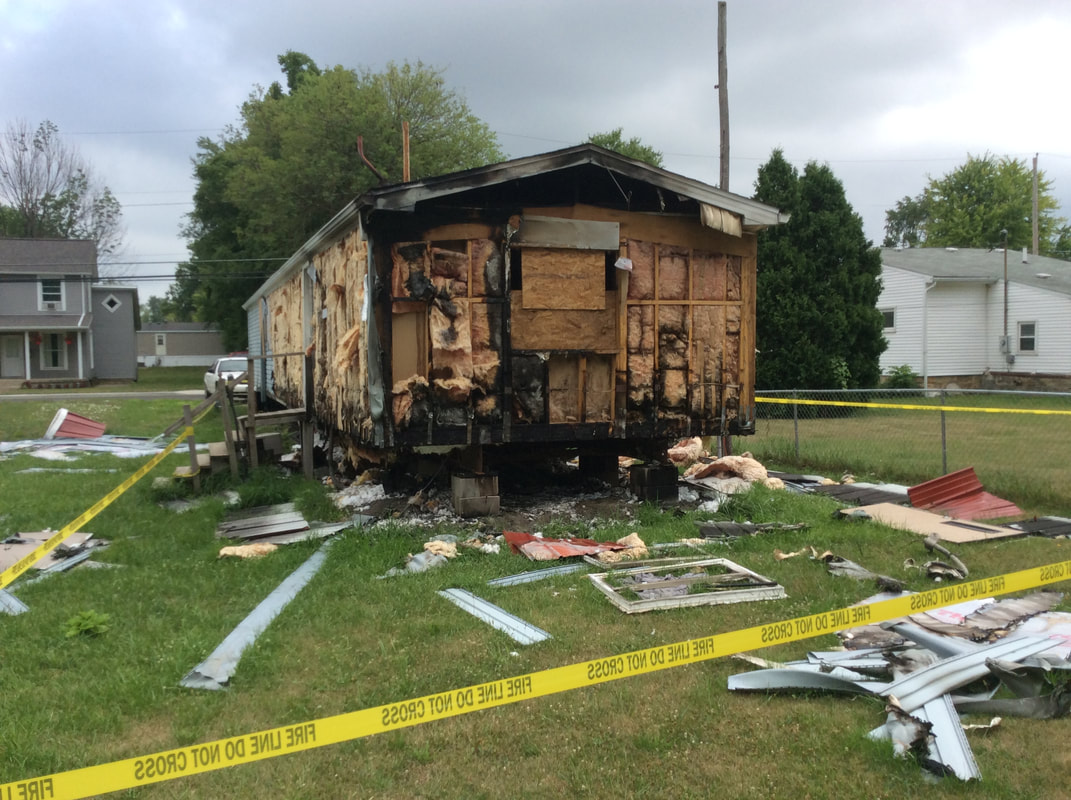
top-left (587, 557), bottom-right (786, 614)
top-left (43, 408), bottom-right (106, 440)
top-left (184, 540), bottom-right (334, 690)
top-left (836, 503), bottom-right (1025, 544)
top-left (424, 539), bottom-right (458, 559)
top-left (682, 452), bottom-right (786, 497)
top-left (218, 543), bottom-right (278, 559)
top-left (437, 588), bottom-right (551, 645)
top-left (216, 501), bottom-right (368, 546)
top-left (0, 531), bottom-right (98, 572)
top-left (333, 481), bottom-right (389, 510)
top-left (592, 532), bottom-right (648, 564)
top-left (730, 590), bottom-right (1071, 780)
top-left (696, 521), bottom-right (807, 539)
top-left (503, 530), bottom-right (629, 561)
top-left (487, 563), bottom-right (587, 587)
top-left (1, 435), bottom-right (169, 460)
top-left (823, 554), bottom-right (905, 592)
top-left (667, 436), bottom-right (705, 467)
top-left (0, 589), bottom-right (29, 615)
top-left (460, 533), bottom-right (500, 554)
top-left (908, 467), bottom-right (1022, 521)
top-left (1004, 517), bottom-right (1071, 538)
top-left (217, 503), bottom-right (308, 541)
top-left (903, 534), bottom-right (969, 581)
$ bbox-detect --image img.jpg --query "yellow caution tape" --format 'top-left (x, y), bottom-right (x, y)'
top-left (755, 396), bottom-right (1071, 415)
top-left (4, 557), bottom-right (1069, 799)
top-left (0, 427), bottom-right (194, 591)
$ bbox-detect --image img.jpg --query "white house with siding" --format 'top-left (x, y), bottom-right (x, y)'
top-left (878, 247), bottom-right (1071, 389)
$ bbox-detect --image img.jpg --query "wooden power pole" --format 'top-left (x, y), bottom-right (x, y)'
top-left (1032, 153), bottom-right (1039, 255)
top-left (718, 1), bottom-right (729, 191)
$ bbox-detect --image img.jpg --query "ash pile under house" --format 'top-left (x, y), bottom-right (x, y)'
top-left (243, 144), bottom-right (786, 471)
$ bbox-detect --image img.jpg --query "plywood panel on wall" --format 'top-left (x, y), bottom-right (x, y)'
top-left (391, 311), bottom-right (425, 384)
top-left (510, 294), bottom-right (617, 351)
top-left (548, 354), bottom-right (580, 424)
top-left (585, 355), bottom-right (613, 422)
top-left (522, 248), bottom-right (605, 310)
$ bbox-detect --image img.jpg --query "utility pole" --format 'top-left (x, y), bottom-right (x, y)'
top-left (717, 1), bottom-right (729, 191)
top-left (1032, 153), bottom-right (1039, 255)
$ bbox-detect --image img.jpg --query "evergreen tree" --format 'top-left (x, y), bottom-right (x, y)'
top-left (753, 150), bottom-right (886, 389)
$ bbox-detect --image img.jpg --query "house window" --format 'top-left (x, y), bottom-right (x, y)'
top-left (1018, 321), bottom-right (1036, 353)
top-left (40, 333), bottom-right (68, 370)
top-left (102, 293), bottom-right (122, 312)
top-left (156, 334), bottom-right (165, 347)
top-left (881, 308), bottom-right (895, 331)
top-left (39, 278), bottom-right (64, 311)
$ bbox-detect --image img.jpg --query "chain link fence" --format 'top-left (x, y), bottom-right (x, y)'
top-left (738, 389), bottom-right (1071, 512)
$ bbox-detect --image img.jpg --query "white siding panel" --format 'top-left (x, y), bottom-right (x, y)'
top-left (926, 282), bottom-right (990, 376)
top-left (1008, 284), bottom-right (1071, 374)
top-left (878, 267), bottom-right (927, 374)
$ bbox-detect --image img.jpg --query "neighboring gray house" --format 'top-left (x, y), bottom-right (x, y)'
top-left (137, 322), bottom-right (226, 367)
top-left (879, 246), bottom-right (1071, 390)
top-left (0, 238), bottom-right (138, 384)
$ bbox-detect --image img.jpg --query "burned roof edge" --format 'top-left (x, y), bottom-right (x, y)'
top-left (244, 144), bottom-right (787, 310)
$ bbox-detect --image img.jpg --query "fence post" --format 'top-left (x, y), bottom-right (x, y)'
top-left (940, 389), bottom-right (948, 475)
top-left (792, 389), bottom-right (800, 461)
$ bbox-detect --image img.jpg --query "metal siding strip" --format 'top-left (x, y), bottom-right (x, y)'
top-left (437, 588), bottom-right (551, 645)
top-left (181, 540), bottom-right (334, 690)
top-left (487, 563), bottom-right (586, 587)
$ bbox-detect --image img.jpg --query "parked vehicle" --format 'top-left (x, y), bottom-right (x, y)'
top-left (204, 357), bottom-right (248, 399)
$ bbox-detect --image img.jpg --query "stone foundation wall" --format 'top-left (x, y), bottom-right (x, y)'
top-left (925, 372), bottom-right (1071, 393)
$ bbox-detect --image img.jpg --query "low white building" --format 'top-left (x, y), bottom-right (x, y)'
top-left (878, 247), bottom-right (1071, 390)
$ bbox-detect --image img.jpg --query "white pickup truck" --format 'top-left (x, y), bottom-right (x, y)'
top-left (203, 357), bottom-right (249, 399)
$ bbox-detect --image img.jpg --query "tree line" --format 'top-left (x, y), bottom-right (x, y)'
top-left (4, 50), bottom-right (1067, 390)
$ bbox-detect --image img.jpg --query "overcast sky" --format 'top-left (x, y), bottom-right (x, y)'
top-left (3, 0), bottom-right (1069, 300)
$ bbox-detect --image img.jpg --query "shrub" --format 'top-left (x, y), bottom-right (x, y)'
top-left (885, 364), bottom-right (918, 389)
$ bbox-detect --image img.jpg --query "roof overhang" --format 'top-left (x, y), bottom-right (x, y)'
top-left (244, 144), bottom-right (788, 310)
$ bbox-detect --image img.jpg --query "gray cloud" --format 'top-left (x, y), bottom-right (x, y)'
top-left (2, 0), bottom-right (1068, 298)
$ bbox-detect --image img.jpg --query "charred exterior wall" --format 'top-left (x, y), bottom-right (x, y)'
top-left (267, 203), bottom-right (757, 456)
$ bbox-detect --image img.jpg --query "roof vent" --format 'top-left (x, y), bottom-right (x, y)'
top-left (1036, 272), bottom-right (1052, 279)
top-left (945, 247), bottom-right (958, 252)
top-left (1022, 247), bottom-right (1029, 263)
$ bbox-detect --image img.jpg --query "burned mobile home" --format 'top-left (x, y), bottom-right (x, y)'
top-left (243, 144), bottom-right (786, 468)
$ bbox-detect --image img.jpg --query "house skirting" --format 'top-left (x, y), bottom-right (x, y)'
top-left (925, 372), bottom-right (1071, 392)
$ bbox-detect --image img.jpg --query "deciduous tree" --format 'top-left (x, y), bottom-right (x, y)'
top-left (174, 55), bottom-right (503, 349)
top-left (883, 153), bottom-right (1064, 253)
top-left (0, 119), bottom-right (124, 255)
top-left (586, 128), bottom-right (663, 168)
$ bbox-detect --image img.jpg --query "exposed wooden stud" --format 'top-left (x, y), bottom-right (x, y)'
top-left (220, 386), bottom-right (240, 478)
top-left (247, 356), bottom-right (258, 469)
top-left (578, 355), bottom-right (588, 422)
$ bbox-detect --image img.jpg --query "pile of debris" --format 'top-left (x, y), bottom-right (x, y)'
top-left (729, 591), bottom-right (1071, 780)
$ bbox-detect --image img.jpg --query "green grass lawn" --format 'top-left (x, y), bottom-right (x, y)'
top-left (740, 400), bottom-right (1071, 516)
top-left (1, 404), bottom-right (1070, 798)
top-left (0, 365), bottom-right (206, 395)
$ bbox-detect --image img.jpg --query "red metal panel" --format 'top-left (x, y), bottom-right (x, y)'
top-left (908, 467), bottom-right (1021, 521)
